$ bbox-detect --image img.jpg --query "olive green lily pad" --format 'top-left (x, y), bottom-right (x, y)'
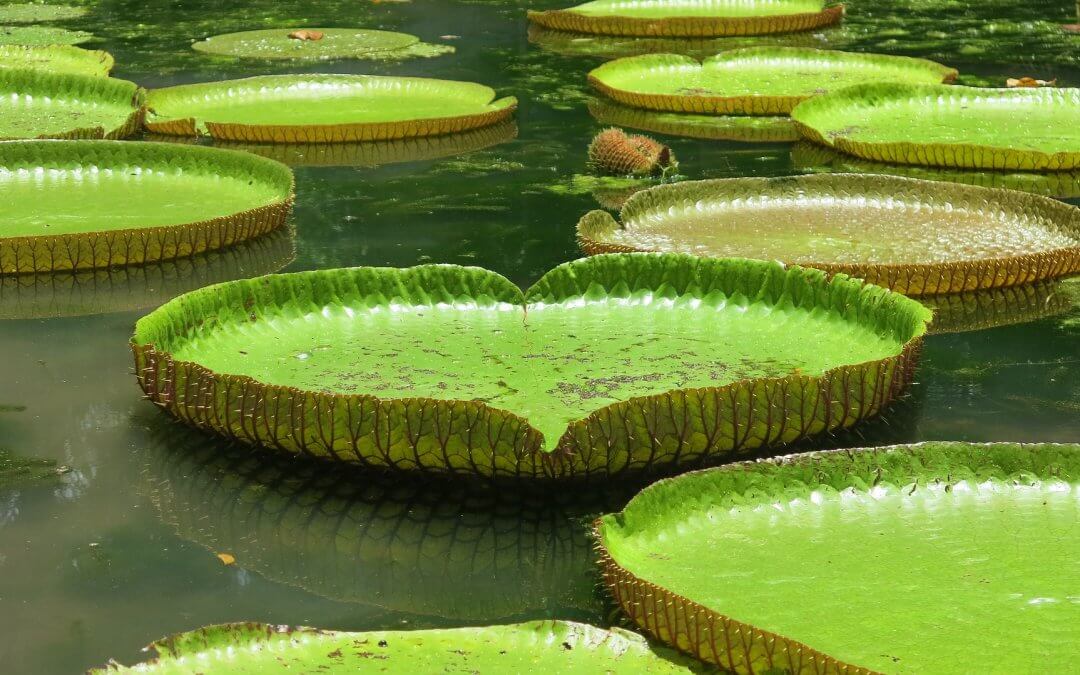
top-left (921, 279), bottom-right (1079, 334)
top-left (0, 4), bottom-right (87, 23)
top-left (596, 441), bottom-right (1080, 673)
top-left (528, 0), bottom-right (844, 37)
top-left (0, 69), bottom-right (141, 140)
top-left (0, 141), bottom-right (294, 274)
top-left (588, 99), bottom-right (799, 142)
top-left (191, 27), bottom-right (453, 61)
top-left (577, 175), bottom-right (1080, 295)
top-left (145, 74), bottom-right (517, 144)
top-left (792, 83), bottom-right (1080, 170)
top-left (0, 25), bottom-right (92, 45)
top-left (589, 48), bottom-right (956, 115)
top-left (0, 45), bottom-right (112, 77)
top-left (96, 621), bottom-right (710, 673)
top-left (132, 254), bottom-right (929, 479)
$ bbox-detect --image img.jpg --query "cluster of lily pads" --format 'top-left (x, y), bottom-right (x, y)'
top-left (1, 0), bottom-right (1077, 673)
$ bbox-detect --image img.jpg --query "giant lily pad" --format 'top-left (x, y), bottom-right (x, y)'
top-left (792, 83), bottom-right (1080, 170)
top-left (0, 141), bottom-right (293, 274)
top-left (191, 27), bottom-right (453, 61)
top-left (527, 0), bottom-right (844, 37)
top-left (577, 175), bottom-right (1080, 295)
top-left (588, 99), bottom-right (799, 142)
top-left (0, 25), bottom-right (92, 45)
top-left (595, 441), bottom-right (1080, 673)
top-left (588, 48), bottom-right (956, 115)
top-left (0, 68), bottom-right (142, 140)
top-left (145, 74), bottom-right (518, 144)
top-left (0, 4), bottom-right (87, 23)
top-left (132, 254), bottom-right (930, 479)
top-left (96, 621), bottom-right (709, 673)
top-left (0, 45), bottom-right (112, 77)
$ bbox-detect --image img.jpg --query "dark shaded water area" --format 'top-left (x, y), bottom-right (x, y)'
top-left (1, 0), bottom-right (1079, 671)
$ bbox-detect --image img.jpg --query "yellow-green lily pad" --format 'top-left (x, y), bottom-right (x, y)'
top-left (191, 27), bottom-right (453, 61)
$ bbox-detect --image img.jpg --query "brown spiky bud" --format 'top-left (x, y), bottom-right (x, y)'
top-left (587, 127), bottom-right (676, 177)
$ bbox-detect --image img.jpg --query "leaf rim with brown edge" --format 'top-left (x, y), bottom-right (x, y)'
top-left (131, 253), bottom-right (930, 480)
top-left (588, 48), bottom-right (957, 116)
top-left (0, 44), bottom-right (113, 77)
top-left (0, 68), bottom-right (143, 140)
top-left (594, 441), bottom-right (1080, 674)
top-left (144, 74), bottom-right (518, 144)
top-left (527, 0), bottom-right (844, 38)
top-left (791, 83), bottom-right (1080, 171)
top-left (0, 140), bottom-right (294, 274)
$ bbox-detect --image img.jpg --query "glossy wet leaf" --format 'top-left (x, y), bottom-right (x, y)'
top-left (597, 441), bottom-right (1080, 673)
top-left (96, 621), bottom-right (711, 673)
top-left (589, 48), bottom-right (956, 115)
top-left (792, 83), bottom-right (1080, 170)
top-left (145, 74), bottom-right (517, 143)
top-left (132, 254), bottom-right (929, 478)
top-left (0, 25), bottom-right (93, 45)
top-left (0, 140), bottom-right (294, 273)
top-left (0, 69), bottom-right (141, 140)
top-left (0, 45), bottom-right (112, 77)
top-left (191, 27), bottom-right (453, 61)
top-left (577, 175), bottom-right (1080, 295)
top-left (0, 3), bottom-right (87, 22)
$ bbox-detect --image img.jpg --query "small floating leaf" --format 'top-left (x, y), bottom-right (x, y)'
top-left (214, 552), bottom-right (235, 566)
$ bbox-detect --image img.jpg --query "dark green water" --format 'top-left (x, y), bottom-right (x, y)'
top-left (1, 0), bottom-right (1079, 672)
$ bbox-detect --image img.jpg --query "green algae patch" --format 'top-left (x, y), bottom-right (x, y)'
top-left (132, 254), bottom-right (929, 479)
top-left (191, 27), bottom-right (453, 61)
top-left (0, 25), bottom-right (92, 45)
top-left (0, 68), bottom-right (142, 139)
top-left (588, 99), bottom-right (798, 142)
top-left (793, 83), bottom-right (1080, 170)
top-left (589, 48), bottom-right (956, 116)
top-left (578, 175), bottom-right (1080, 295)
top-left (0, 141), bottom-right (294, 274)
top-left (0, 3), bottom-right (87, 23)
top-left (96, 621), bottom-right (710, 673)
top-left (0, 45), bottom-right (113, 77)
top-left (528, 0), bottom-right (843, 37)
top-left (596, 441), bottom-right (1080, 674)
top-left (145, 74), bottom-right (517, 143)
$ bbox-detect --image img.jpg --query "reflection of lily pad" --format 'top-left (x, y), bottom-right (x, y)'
top-left (191, 27), bottom-right (453, 61)
top-left (0, 141), bottom-right (293, 274)
top-left (98, 621), bottom-right (707, 673)
top-left (589, 48), bottom-right (956, 115)
top-left (793, 83), bottom-right (1080, 170)
top-left (145, 74), bottom-right (517, 143)
top-left (922, 279), bottom-right (1079, 334)
top-left (0, 25), bottom-right (92, 45)
top-left (528, 0), bottom-right (843, 37)
top-left (0, 45), bottom-right (112, 77)
top-left (0, 228), bottom-right (294, 320)
top-left (132, 254), bottom-right (929, 479)
top-left (792, 141), bottom-right (1080, 198)
top-left (596, 441), bottom-right (1080, 673)
top-left (0, 69), bottom-right (142, 140)
top-left (578, 175), bottom-right (1080, 295)
top-left (588, 99), bottom-right (798, 142)
top-left (0, 4), bottom-right (87, 23)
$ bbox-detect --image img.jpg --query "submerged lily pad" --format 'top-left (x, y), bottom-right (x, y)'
top-left (96, 621), bottom-right (707, 673)
top-left (588, 99), bottom-right (798, 142)
top-left (528, 0), bottom-right (844, 37)
top-left (792, 83), bottom-right (1080, 170)
top-left (578, 175), bottom-right (1080, 295)
top-left (0, 45), bottom-right (112, 77)
top-left (132, 254), bottom-right (929, 479)
top-left (588, 48), bottom-right (956, 115)
top-left (0, 69), bottom-right (142, 140)
top-left (0, 25), bottom-right (92, 45)
top-left (596, 441), bottom-right (1080, 673)
top-left (0, 4), bottom-right (87, 23)
top-left (191, 27), bottom-right (453, 61)
top-left (0, 141), bottom-right (294, 274)
top-left (145, 74), bottom-right (517, 143)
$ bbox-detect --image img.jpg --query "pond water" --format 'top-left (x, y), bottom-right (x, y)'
top-left (1, 0), bottom-right (1079, 671)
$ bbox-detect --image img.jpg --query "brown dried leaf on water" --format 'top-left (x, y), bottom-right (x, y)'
top-left (1006, 76), bottom-right (1056, 87)
top-left (287, 30), bottom-right (324, 41)
top-left (216, 552), bottom-right (236, 566)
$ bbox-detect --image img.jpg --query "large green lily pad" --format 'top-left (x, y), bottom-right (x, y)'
top-left (132, 254), bottom-right (929, 479)
top-left (596, 441), bottom-right (1080, 673)
top-left (96, 621), bottom-right (709, 673)
top-left (588, 99), bottom-right (799, 142)
top-left (578, 175), bottom-right (1080, 295)
top-left (191, 27), bottom-right (453, 61)
top-left (145, 74), bottom-right (517, 144)
top-left (792, 83), bottom-right (1080, 170)
top-left (0, 25), bottom-right (92, 45)
top-left (528, 0), bottom-right (844, 37)
top-left (0, 141), bottom-right (294, 274)
top-left (588, 48), bottom-right (956, 115)
top-left (0, 68), bottom-right (141, 139)
top-left (0, 3), bottom-right (87, 23)
top-left (0, 44), bottom-right (112, 77)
